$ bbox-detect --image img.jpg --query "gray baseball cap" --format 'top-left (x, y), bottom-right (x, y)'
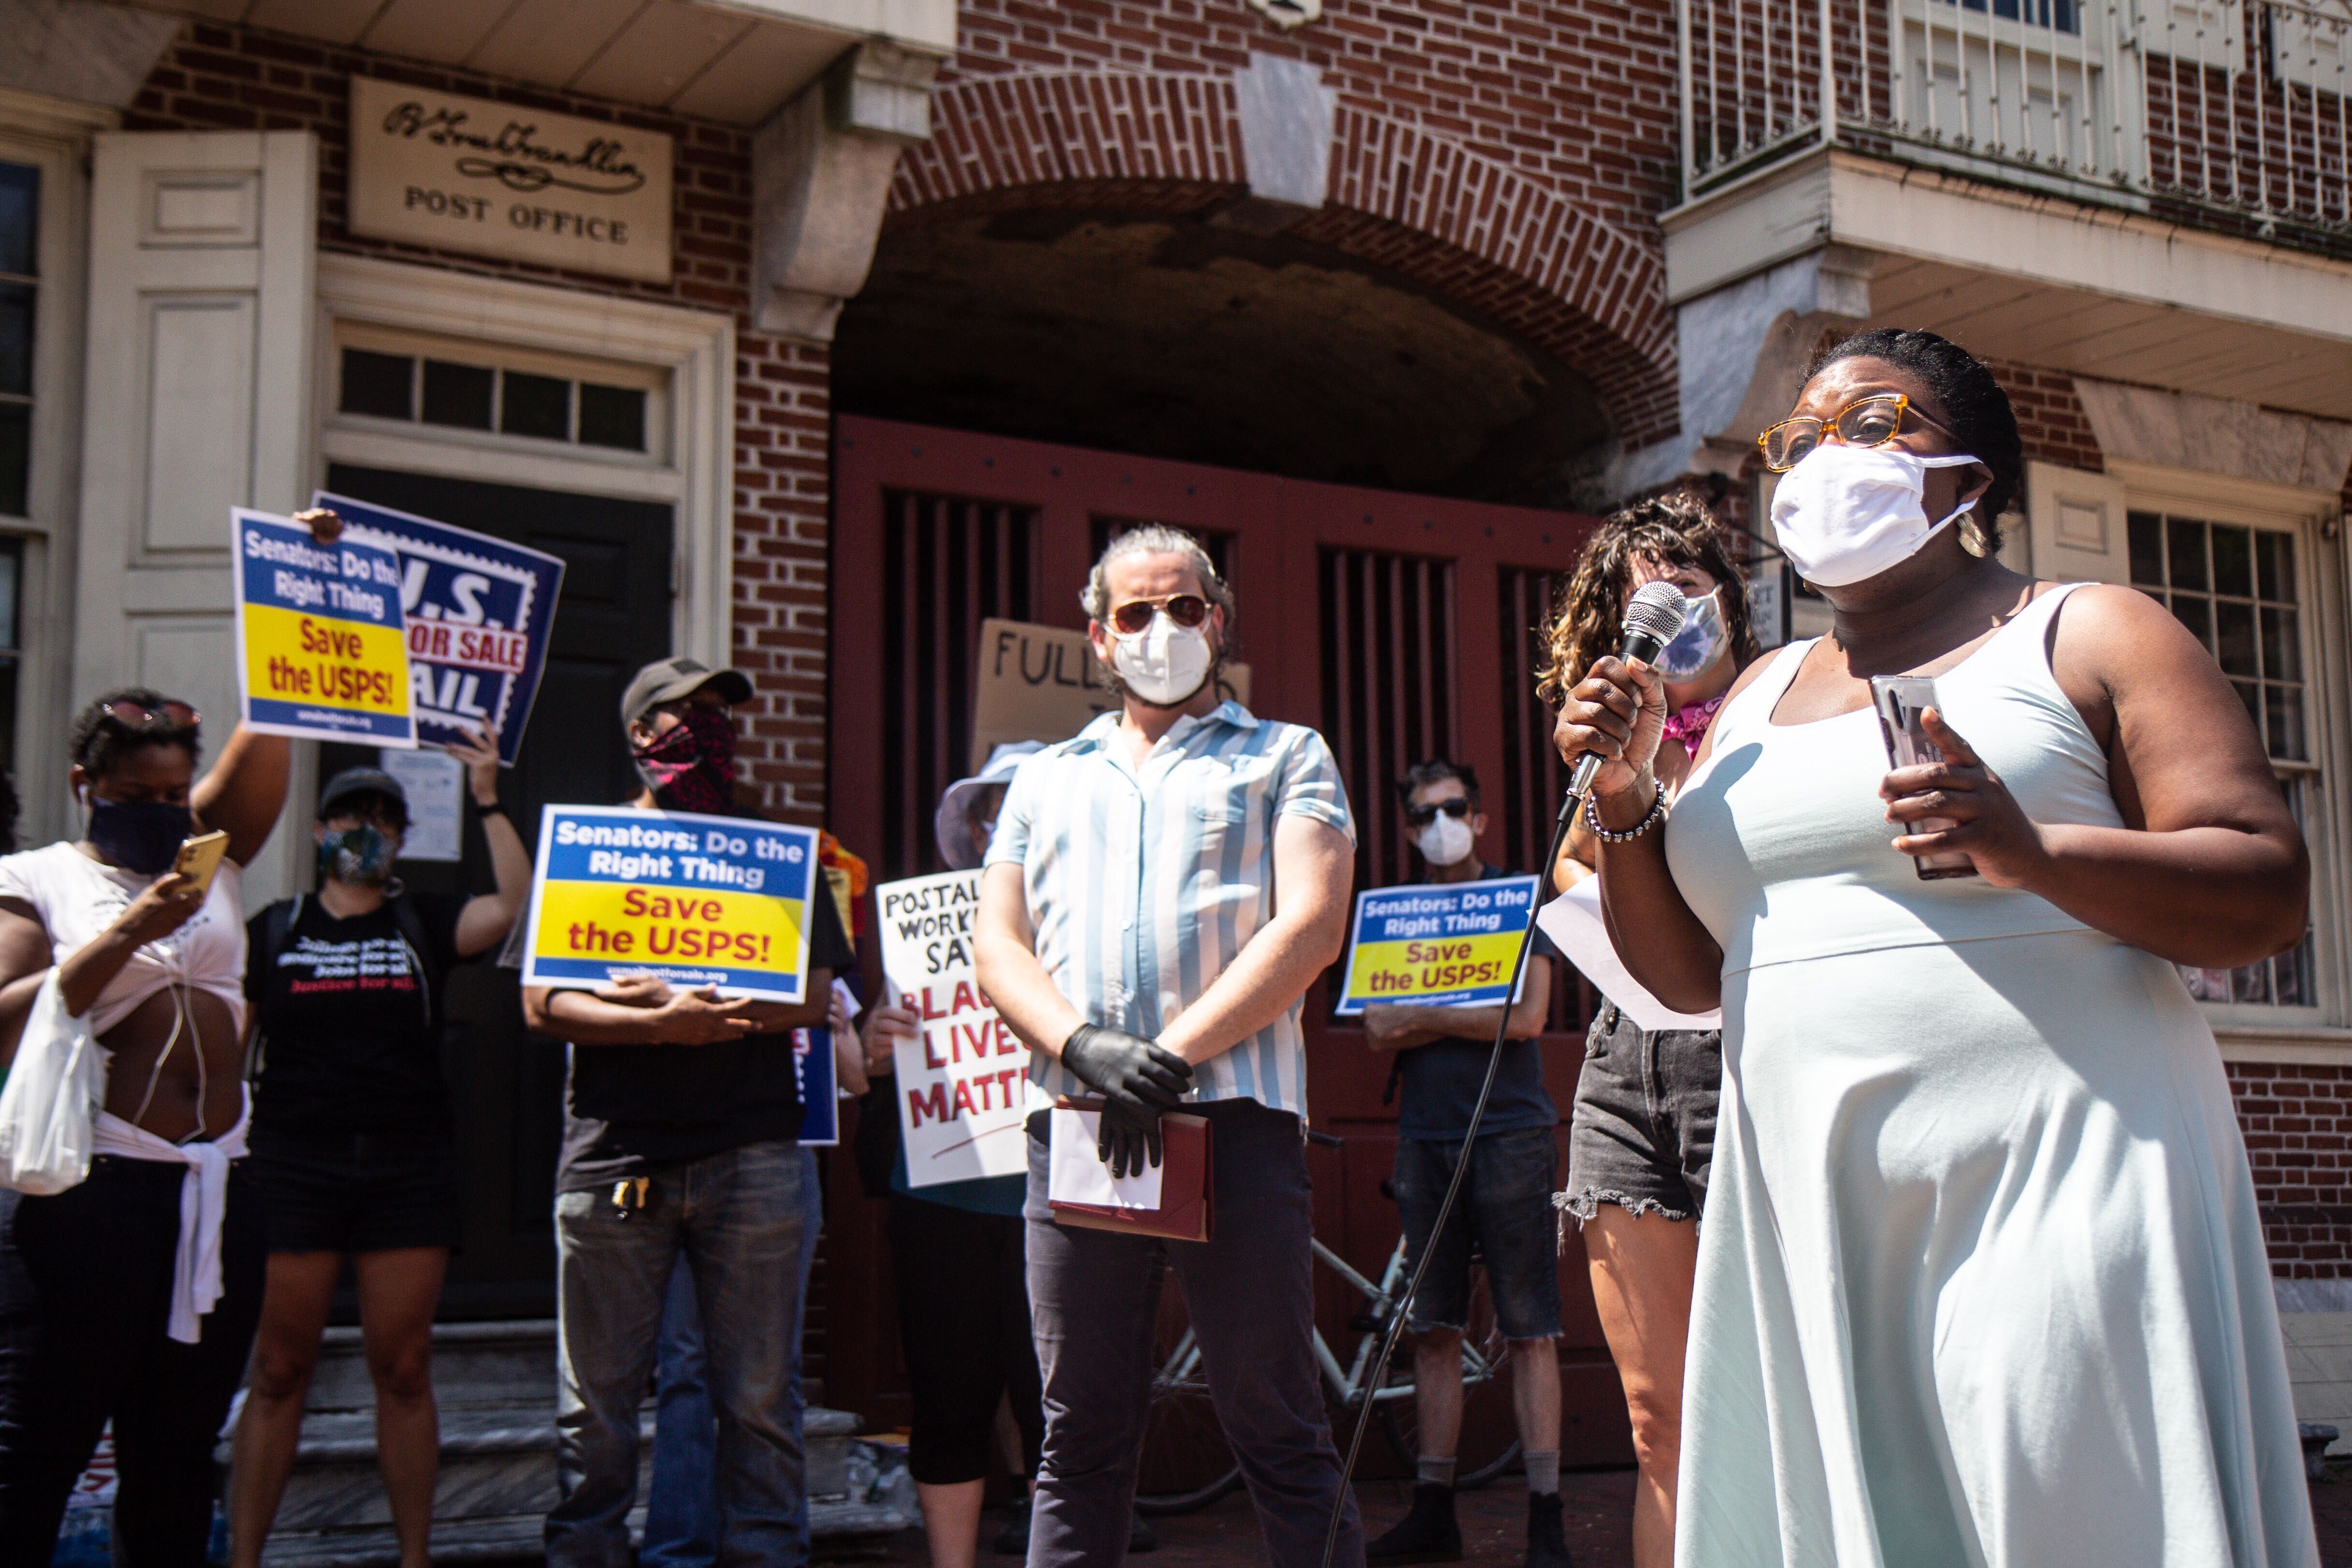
top-left (317, 766), bottom-right (410, 828)
top-left (620, 657), bottom-right (753, 727)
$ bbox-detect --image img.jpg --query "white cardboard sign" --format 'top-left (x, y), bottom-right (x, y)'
top-left (875, 870), bottom-right (1032, 1188)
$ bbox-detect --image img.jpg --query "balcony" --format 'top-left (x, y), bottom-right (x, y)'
top-left (1663, 0), bottom-right (2352, 422)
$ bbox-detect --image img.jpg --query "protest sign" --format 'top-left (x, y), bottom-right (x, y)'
top-left (968, 617), bottom-right (1251, 771)
top-left (795, 1023), bottom-right (839, 1146)
top-left (234, 507), bottom-right (415, 746)
top-left (875, 869), bottom-right (1031, 1187)
top-left (522, 806), bottom-right (818, 1002)
top-left (1333, 874), bottom-right (1543, 1016)
top-left (377, 747), bottom-right (463, 862)
top-left (314, 491), bottom-right (566, 765)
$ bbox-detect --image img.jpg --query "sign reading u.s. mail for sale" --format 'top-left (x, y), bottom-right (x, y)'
top-left (522, 806), bottom-right (819, 1003)
top-left (315, 492), bottom-right (565, 766)
top-left (234, 507), bottom-right (416, 747)
top-left (876, 870), bottom-right (1032, 1188)
top-left (1333, 874), bottom-right (1543, 1017)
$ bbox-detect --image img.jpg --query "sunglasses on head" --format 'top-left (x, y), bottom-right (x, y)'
top-left (1108, 594), bottom-right (1211, 636)
top-left (1757, 392), bottom-right (1960, 473)
top-left (95, 699), bottom-right (199, 730)
top-left (1404, 797), bottom-right (1474, 827)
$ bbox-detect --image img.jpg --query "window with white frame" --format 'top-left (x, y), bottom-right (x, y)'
top-left (2127, 506), bottom-right (2320, 1009)
top-left (329, 323), bottom-right (669, 463)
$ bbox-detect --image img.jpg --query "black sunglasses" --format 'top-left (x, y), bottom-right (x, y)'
top-left (1403, 797), bottom-right (1474, 827)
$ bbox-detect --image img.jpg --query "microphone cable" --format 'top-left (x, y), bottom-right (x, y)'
top-left (1318, 785), bottom-right (1586, 1568)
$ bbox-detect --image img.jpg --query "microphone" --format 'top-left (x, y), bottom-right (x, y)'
top-left (1563, 579), bottom-right (1688, 808)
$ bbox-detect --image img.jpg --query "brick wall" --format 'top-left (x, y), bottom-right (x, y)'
top-left (2230, 1062), bottom-right (2352, 1277)
top-left (897, 0), bottom-right (1685, 447)
top-left (1989, 359), bottom-right (2104, 473)
top-left (123, 21), bottom-right (832, 820)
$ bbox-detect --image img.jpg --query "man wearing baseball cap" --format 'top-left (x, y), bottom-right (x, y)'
top-left (524, 659), bottom-right (855, 1568)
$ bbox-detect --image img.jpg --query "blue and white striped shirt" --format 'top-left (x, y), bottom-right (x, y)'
top-left (987, 702), bottom-right (1355, 1118)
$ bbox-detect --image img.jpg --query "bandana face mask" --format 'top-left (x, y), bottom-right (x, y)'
top-left (632, 705), bottom-right (739, 815)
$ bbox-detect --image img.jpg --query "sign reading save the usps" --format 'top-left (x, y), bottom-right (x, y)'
top-left (522, 806), bottom-right (818, 1003)
top-left (1333, 875), bottom-right (1543, 1016)
top-left (234, 507), bottom-right (415, 747)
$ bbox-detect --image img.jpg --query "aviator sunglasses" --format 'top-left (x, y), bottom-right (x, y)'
top-left (1108, 593), bottom-right (1212, 635)
top-left (1757, 392), bottom-right (1959, 473)
top-left (1403, 797), bottom-right (1474, 828)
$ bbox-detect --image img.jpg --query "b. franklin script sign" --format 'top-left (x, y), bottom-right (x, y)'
top-left (348, 77), bottom-right (673, 284)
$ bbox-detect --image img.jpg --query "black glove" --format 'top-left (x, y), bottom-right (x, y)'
top-left (1062, 1024), bottom-right (1194, 1179)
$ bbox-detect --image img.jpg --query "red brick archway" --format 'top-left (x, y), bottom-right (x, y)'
top-left (892, 68), bottom-right (1681, 448)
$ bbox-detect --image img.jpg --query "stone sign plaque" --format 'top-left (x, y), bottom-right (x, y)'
top-left (347, 77), bottom-right (673, 284)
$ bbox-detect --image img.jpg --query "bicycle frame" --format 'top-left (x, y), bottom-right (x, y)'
top-left (1149, 1235), bottom-right (1510, 1412)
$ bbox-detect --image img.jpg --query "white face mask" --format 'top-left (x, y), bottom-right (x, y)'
top-left (1769, 443), bottom-right (1986, 588)
top-left (1654, 586), bottom-right (1728, 682)
top-left (1110, 611), bottom-right (1215, 706)
top-left (1415, 809), bottom-right (1475, 867)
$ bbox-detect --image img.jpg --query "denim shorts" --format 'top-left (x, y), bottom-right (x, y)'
top-left (1391, 1125), bottom-right (1562, 1340)
top-left (1560, 1002), bottom-right (1720, 1225)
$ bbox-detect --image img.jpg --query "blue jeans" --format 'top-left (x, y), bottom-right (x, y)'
top-left (546, 1142), bottom-right (823, 1568)
top-left (642, 1266), bottom-right (718, 1568)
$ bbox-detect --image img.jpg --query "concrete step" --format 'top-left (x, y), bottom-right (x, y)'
top-left (302, 1319), bottom-right (557, 1413)
top-left (238, 1318), bottom-right (908, 1567)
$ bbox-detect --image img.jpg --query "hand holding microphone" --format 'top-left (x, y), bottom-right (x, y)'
top-left (1554, 581), bottom-right (1687, 823)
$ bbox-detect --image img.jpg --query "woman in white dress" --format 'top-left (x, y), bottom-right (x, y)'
top-left (1557, 328), bottom-right (2319, 1567)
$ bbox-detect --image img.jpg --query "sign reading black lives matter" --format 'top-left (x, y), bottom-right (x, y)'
top-left (347, 77), bottom-right (673, 284)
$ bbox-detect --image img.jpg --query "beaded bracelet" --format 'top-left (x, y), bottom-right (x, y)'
top-left (1584, 779), bottom-right (1668, 843)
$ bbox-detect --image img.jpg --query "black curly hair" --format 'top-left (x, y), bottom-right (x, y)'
top-left (1809, 328), bottom-right (2024, 550)
top-left (69, 688), bottom-right (203, 782)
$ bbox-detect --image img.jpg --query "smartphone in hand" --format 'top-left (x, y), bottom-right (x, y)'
top-left (172, 830), bottom-right (232, 897)
top-left (1868, 676), bottom-right (1977, 881)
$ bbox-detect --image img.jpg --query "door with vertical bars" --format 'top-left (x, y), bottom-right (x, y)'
top-left (829, 417), bottom-right (1628, 1463)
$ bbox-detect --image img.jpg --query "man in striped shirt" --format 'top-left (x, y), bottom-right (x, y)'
top-left (977, 525), bottom-right (1364, 1568)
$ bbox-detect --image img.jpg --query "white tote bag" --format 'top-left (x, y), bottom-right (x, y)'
top-left (0, 970), bottom-right (103, 1194)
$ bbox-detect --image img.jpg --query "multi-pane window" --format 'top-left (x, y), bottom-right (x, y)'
top-left (0, 161), bottom-right (35, 519)
top-left (2129, 509), bottom-right (2316, 1008)
top-left (338, 345), bottom-right (649, 453)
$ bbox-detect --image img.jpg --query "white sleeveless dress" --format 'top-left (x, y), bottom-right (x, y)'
top-left (1663, 585), bottom-right (2318, 1568)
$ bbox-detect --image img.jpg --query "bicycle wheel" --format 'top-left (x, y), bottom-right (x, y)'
top-left (1135, 1278), bottom-right (1245, 1516)
top-left (1375, 1266), bottom-right (1524, 1489)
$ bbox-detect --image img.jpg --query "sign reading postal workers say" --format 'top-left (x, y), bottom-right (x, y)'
top-left (234, 507), bottom-right (416, 747)
top-left (876, 870), bottom-right (1032, 1188)
top-left (1333, 874), bottom-right (1543, 1017)
top-left (523, 806), bottom-right (820, 1004)
top-left (347, 77), bottom-right (673, 284)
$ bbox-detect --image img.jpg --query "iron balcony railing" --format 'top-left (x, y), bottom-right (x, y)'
top-left (1679, 0), bottom-right (2352, 248)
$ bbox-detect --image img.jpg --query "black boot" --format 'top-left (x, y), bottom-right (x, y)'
top-left (1365, 1482), bottom-right (1462, 1565)
top-left (1525, 1490), bottom-right (1572, 1568)
top-left (1128, 1510), bottom-right (1159, 1554)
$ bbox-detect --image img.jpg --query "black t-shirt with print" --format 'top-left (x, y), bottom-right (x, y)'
top-left (554, 879), bottom-right (856, 1195)
top-left (245, 892), bottom-right (468, 1140)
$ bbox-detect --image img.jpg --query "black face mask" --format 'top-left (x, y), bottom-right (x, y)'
top-left (87, 795), bottom-right (192, 876)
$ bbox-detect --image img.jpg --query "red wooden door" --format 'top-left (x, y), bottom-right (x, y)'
top-left (825, 416), bottom-right (1633, 1468)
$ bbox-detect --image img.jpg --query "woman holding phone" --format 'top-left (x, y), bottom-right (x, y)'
top-left (1534, 492), bottom-right (1756, 1568)
top-left (1558, 328), bottom-right (2317, 1565)
top-left (0, 689), bottom-right (292, 1563)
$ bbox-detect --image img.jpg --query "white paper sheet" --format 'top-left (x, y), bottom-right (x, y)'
top-left (1046, 1106), bottom-right (1164, 1209)
top-left (1536, 877), bottom-right (1723, 1032)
